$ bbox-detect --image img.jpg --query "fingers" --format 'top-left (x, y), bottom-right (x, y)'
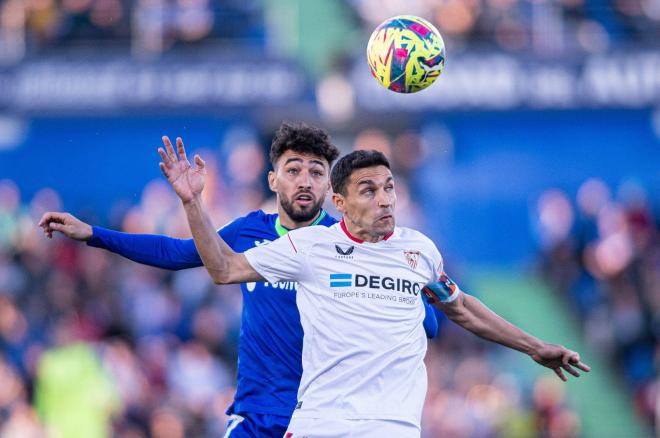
top-left (39, 212), bottom-right (66, 238)
top-left (158, 147), bottom-right (171, 167)
top-left (162, 136), bottom-right (178, 163)
top-left (558, 352), bottom-right (579, 377)
top-left (160, 136), bottom-right (190, 169)
top-left (38, 212), bottom-right (50, 227)
top-left (38, 211), bottom-right (65, 227)
top-left (575, 362), bottom-right (591, 372)
top-left (194, 154), bottom-right (205, 170)
top-left (40, 223), bottom-right (53, 239)
top-left (557, 352), bottom-right (590, 380)
top-left (566, 352), bottom-right (590, 374)
top-left (41, 221), bottom-right (66, 239)
top-left (561, 363), bottom-right (581, 378)
top-left (571, 357), bottom-right (591, 373)
top-left (553, 367), bottom-right (567, 382)
top-left (176, 137), bottom-right (188, 162)
top-left (49, 222), bottom-right (65, 232)
top-left (158, 162), bottom-right (169, 178)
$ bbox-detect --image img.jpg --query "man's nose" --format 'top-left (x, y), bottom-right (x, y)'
top-left (297, 170), bottom-right (312, 189)
top-left (377, 189), bottom-right (391, 207)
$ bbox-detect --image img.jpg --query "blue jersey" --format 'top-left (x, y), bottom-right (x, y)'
top-left (88, 209), bottom-right (439, 417)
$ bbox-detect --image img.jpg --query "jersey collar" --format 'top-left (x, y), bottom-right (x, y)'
top-left (274, 209), bottom-right (327, 237)
top-left (340, 218), bottom-right (393, 244)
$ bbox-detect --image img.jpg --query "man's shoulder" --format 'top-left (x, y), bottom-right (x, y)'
top-left (395, 226), bottom-right (430, 240)
top-left (236, 210), bottom-right (277, 231)
top-left (287, 222), bottom-right (338, 245)
top-left (241, 209), bottom-right (272, 223)
top-left (220, 210), bottom-right (277, 245)
top-left (320, 212), bottom-right (339, 227)
top-left (243, 209), bottom-right (337, 228)
top-left (394, 227), bottom-right (437, 250)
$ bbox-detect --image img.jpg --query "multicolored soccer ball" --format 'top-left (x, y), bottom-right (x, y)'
top-left (367, 15), bottom-right (445, 93)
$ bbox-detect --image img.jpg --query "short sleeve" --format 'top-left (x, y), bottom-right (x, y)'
top-left (244, 232), bottom-right (304, 284)
top-left (428, 243), bottom-right (444, 281)
top-left (422, 242), bottom-right (462, 304)
top-left (217, 216), bottom-right (248, 250)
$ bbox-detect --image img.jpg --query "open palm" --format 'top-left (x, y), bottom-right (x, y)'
top-left (158, 136), bottom-right (206, 203)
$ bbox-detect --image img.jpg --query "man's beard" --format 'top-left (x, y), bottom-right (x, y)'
top-left (280, 192), bottom-right (324, 223)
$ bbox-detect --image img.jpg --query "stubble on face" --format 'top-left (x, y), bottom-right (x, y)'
top-left (343, 166), bottom-right (396, 241)
top-left (279, 189), bottom-right (324, 223)
top-left (273, 151), bottom-right (330, 225)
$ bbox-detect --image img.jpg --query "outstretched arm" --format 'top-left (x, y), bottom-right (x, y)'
top-left (39, 212), bottom-right (203, 270)
top-left (426, 278), bottom-right (590, 381)
top-left (39, 211), bottom-right (247, 271)
top-left (158, 136), bottom-right (263, 284)
top-left (439, 293), bottom-right (590, 381)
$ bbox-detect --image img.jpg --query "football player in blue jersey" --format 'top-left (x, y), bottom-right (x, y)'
top-left (39, 121), bottom-right (440, 437)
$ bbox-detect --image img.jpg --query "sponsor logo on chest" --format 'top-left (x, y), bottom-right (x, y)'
top-left (329, 273), bottom-right (424, 295)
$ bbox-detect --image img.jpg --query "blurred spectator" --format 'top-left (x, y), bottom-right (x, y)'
top-left (1, 0), bottom-right (658, 64)
top-left (351, 0), bottom-right (660, 55)
top-left (534, 179), bottom-right (659, 428)
top-left (0, 0), bottom-right (266, 60)
top-left (35, 338), bottom-right (120, 438)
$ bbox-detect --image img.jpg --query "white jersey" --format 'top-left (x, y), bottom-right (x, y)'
top-left (244, 221), bottom-right (461, 427)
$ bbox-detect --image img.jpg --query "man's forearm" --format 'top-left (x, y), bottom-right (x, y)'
top-left (182, 195), bottom-right (235, 283)
top-left (88, 227), bottom-right (202, 270)
top-left (444, 294), bottom-right (544, 356)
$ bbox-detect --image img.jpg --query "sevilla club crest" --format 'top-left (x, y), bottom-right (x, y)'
top-left (403, 250), bottom-right (420, 270)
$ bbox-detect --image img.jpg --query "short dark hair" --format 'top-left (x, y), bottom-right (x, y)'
top-left (331, 150), bottom-right (391, 195)
top-left (270, 121), bottom-right (340, 168)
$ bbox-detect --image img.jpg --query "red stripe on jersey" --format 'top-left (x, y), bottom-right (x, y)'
top-left (340, 219), bottom-right (364, 243)
top-left (287, 234), bottom-right (298, 253)
top-left (340, 219), bottom-right (393, 243)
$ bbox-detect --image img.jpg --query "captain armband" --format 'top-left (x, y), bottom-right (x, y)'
top-left (422, 272), bottom-right (461, 304)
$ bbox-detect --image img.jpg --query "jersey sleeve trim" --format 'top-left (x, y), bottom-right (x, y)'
top-left (287, 234), bottom-right (298, 253)
top-left (244, 249), bottom-right (278, 284)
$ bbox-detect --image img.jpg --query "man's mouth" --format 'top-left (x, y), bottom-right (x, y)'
top-left (294, 193), bottom-right (314, 206)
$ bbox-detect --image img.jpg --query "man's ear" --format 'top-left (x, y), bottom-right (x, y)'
top-left (332, 192), bottom-right (345, 213)
top-left (268, 169), bottom-right (277, 193)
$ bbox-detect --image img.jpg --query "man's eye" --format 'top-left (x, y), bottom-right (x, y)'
top-left (287, 168), bottom-right (298, 175)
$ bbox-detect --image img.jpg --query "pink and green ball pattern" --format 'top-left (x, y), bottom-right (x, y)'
top-left (366, 15), bottom-right (446, 93)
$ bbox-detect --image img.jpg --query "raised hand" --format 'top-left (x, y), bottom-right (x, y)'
top-left (158, 136), bottom-right (206, 203)
top-left (531, 343), bottom-right (591, 381)
top-left (38, 212), bottom-right (93, 241)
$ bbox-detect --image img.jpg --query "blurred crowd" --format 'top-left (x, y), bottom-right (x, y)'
top-left (352, 0), bottom-right (660, 55)
top-left (0, 0), bottom-right (265, 58)
top-left (0, 132), bottom-right (584, 437)
top-left (535, 178), bottom-right (659, 429)
top-left (1, 0), bottom-right (659, 64)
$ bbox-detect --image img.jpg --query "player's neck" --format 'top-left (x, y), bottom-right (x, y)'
top-left (277, 208), bottom-right (323, 230)
top-left (341, 217), bottom-right (388, 243)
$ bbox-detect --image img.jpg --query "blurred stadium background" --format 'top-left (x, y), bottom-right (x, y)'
top-left (0, 0), bottom-right (659, 436)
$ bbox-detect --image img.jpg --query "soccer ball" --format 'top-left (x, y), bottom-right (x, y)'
top-left (366, 15), bottom-right (445, 93)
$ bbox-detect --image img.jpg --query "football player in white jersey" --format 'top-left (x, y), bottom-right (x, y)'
top-left (159, 140), bottom-right (590, 438)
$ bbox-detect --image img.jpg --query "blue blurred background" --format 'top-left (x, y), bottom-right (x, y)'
top-left (0, 0), bottom-right (658, 436)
